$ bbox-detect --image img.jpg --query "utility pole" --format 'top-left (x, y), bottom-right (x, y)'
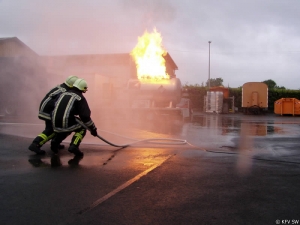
top-left (208, 41), bottom-right (211, 89)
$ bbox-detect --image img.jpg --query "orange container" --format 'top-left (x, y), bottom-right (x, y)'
top-left (242, 82), bottom-right (268, 109)
top-left (209, 86), bottom-right (229, 99)
top-left (274, 98), bottom-right (300, 115)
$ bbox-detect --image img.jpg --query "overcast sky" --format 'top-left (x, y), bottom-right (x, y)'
top-left (1, 0), bottom-right (300, 89)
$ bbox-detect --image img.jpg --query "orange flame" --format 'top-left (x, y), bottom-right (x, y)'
top-left (130, 28), bottom-right (170, 80)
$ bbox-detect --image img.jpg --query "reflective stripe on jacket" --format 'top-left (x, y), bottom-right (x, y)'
top-left (52, 89), bottom-right (96, 133)
top-left (38, 83), bottom-right (68, 121)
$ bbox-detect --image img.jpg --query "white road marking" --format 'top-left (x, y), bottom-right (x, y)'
top-left (77, 154), bottom-right (173, 214)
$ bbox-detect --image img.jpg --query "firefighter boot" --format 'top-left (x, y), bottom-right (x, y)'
top-left (28, 142), bottom-right (46, 155)
top-left (68, 145), bottom-right (84, 157)
top-left (50, 142), bottom-right (65, 153)
top-left (68, 129), bottom-right (85, 156)
top-left (68, 155), bottom-right (84, 166)
top-left (50, 141), bottom-right (59, 154)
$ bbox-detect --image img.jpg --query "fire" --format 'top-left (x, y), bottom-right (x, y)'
top-left (130, 28), bottom-right (170, 81)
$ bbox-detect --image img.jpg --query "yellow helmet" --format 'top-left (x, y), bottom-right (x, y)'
top-left (65, 75), bottom-right (78, 87)
top-left (73, 78), bottom-right (88, 92)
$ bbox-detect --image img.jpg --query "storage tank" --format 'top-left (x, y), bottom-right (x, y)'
top-left (127, 77), bottom-right (182, 107)
top-left (242, 82), bottom-right (268, 114)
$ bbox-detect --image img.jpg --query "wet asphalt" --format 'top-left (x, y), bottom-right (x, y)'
top-left (0, 113), bottom-right (300, 225)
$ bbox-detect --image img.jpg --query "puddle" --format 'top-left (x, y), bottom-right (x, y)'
top-left (191, 115), bottom-right (287, 137)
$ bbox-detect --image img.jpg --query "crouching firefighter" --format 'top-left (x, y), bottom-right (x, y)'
top-left (28, 75), bottom-right (78, 155)
top-left (51, 78), bottom-right (98, 156)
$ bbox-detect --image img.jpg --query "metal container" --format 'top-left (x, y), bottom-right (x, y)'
top-left (242, 82), bottom-right (268, 114)
top-left (205, 91), bottom-right (223, 113)
top-left (274, 98), bottom-right (300, 116)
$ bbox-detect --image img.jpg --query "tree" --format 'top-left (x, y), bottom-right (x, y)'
top-left (262, 79), bottom-right (286, 89)
top-left (275, 86), bottom-right (286, 90)
top-left (206, 78), bottom-right (223, 87)
top-left (262, 79), bottom-right (276, 89)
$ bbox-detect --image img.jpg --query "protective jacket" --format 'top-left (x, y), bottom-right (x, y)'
top-left (51, 88), bottom-right (96, 133)
top-left (38, 83), bottom-right (70, 121)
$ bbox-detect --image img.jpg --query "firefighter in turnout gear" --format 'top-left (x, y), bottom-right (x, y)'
top-left (51, 78), bottom-right (98, 156)
top-left (28, 75), bottom-right (78, 155)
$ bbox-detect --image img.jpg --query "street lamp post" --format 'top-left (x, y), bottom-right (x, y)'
top-left (208, 41), bottom-right (211, 89)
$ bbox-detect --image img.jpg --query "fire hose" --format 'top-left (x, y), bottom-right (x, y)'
top-left (75, 118), bottom-right (187, 148)
top-left (75, 118), bottom-right (129, 148)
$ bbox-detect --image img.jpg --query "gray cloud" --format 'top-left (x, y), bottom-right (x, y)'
top-left (1, 0), bottom-right (300, 89)
top-left (121, 0), bottom-right (177, 25)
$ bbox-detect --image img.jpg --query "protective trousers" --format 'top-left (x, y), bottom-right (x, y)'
top-left (33, 120), bottom-right (55, 147)
top-left (51, 127), bottom-right (86, 150)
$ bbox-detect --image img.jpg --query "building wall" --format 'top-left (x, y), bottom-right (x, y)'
top-left (0, 38), bottom-right (47, 118)
top-left (41, 54), bottom-right (137, 109)
top-left (0, 38), bottom-right (38, 59)
top-left (0, 37), bottom-right (179, 118)
top-left (41, 52), bottom-right (178, 111)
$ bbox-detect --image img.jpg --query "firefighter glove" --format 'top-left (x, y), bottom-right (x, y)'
top-left (90, 128), bottom-right (98, 137)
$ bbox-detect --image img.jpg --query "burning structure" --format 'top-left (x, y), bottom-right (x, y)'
top-left (42, 29), bottom-right (190, 121)
top-left (127, 29), bottom-right (187, 119)
top-left (0, 30), bottom-right (190, 121)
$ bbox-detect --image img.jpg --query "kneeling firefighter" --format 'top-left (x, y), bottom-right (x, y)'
top-left (51, 78), bottom-right (98, 156)
top-left (28, 75), bottom-right (78, 155)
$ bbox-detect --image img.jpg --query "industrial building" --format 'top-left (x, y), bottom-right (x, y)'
top-left (0, 37), bottom-right (46, 118)
top-left (0, 37), bottom-right (179, 119)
